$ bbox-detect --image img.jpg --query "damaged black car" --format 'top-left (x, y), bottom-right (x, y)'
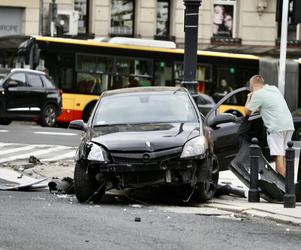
top-left (69, 87), bottom-right (219, 203)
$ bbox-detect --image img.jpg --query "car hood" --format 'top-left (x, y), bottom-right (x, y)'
top-left (90, 122), bottom-right (201, 152)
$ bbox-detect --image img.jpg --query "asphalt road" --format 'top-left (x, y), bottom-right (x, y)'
top-left (0, 121), bottom-right (81, 146)
top-left (0, 190), bottom-right (301, 250)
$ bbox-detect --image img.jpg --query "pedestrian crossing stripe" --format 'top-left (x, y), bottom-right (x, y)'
top-left (0, 142), bottom-right (76, 163)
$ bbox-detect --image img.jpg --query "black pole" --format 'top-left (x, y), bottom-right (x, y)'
top-left (249, 137), bottom-right (260, 202)
top-left (181, 0), bottom-right (202, 94)
top-left (284, 141), bottom-right (296, 208)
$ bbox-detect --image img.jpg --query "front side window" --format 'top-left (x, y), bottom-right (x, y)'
top-left (156, 0), bottom-right (170, 36)
top-left (93, 92), bottom-right (198, 126)
top-left (111, 0), bottom-right (134, 36)
top-left (8, 72), bottom-right (26, 87)
top-left (213, 0), bottom-right (236, 38)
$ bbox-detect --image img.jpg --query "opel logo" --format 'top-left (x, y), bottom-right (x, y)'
top-left (142, 153), bottom-right (151, 162)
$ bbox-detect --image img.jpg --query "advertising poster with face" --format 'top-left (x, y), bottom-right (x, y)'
top-left (213, 4), bottom-right (233, 38)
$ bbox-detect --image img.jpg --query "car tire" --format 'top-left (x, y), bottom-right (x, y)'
top-left (195, 155), bottom-right (219, 202)
top-left (41, 104), bottom-right (57, 127)
top-left (0, 118), bottom-right (12, 125)
top-left (74, 162), bottom-right (106, 203)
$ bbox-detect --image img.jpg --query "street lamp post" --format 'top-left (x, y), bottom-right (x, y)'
top-left (181, 0), bottom-right (202, 94)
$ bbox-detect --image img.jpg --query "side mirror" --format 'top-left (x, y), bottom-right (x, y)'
top-left (69, 120), bottom-right (87, 131)
top-left (209, 113), bottom-right (237, 127)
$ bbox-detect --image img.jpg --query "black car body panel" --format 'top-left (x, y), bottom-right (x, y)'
top-left (90, 123), bottom-right (200, 152)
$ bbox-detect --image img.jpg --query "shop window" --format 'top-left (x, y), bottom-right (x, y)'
top-left (111, 0), bottom-right (135, 37)
top-left (212, 0), bottom-right (236, 38)
top-left (74, 0), bottom-right (89, 34)
top-left (156, 0), bottom-right (170, 37)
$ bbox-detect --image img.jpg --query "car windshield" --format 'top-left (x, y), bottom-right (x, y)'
top-left (92, 91), bottom-right (198, 126)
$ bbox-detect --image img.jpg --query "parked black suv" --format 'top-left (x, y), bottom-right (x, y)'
top-left (0, 68), bottom-right (62, 127)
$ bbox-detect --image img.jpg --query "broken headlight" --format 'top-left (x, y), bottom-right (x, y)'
top-left (86, 142), bottom-right (108, 162)
top-left (180, 136), bottom-right (208, 159)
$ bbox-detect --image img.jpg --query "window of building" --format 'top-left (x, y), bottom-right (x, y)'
top-left (74, 0), bottom-right (89, 34)
top-left (212, 0), bottom-right (236, 38)
top-left (111, 0), bottom-right (135, 37)
top-left (156, 0), bottom-right (170, 37)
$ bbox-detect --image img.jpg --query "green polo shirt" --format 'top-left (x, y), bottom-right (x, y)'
top-left (246, 85), bottom-right (294, 132)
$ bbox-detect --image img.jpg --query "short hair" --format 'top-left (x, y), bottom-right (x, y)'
top-left (250, 75), bottom-right (265, 85)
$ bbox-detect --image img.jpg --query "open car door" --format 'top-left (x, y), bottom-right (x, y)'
top-left (205, 87), bottom-right (300, 202)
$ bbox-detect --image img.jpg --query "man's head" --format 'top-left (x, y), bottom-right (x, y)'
top-left (249, 75), bottom-right (265, 91)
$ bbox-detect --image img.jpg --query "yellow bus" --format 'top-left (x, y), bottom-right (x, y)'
top-left (17, 36), bottom-right (259, 124)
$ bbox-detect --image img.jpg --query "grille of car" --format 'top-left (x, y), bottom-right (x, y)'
top-left (110, 147), bottom-right (182, 164)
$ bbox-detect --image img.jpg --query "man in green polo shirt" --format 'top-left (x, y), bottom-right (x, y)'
top-left (244, 75), bottom-right (294, 177)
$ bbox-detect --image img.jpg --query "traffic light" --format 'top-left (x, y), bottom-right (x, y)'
top-left (276, 0), bottom-right (301, 24)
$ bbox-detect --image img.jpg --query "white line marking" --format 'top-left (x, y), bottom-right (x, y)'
top-left (0, 145), bottom-right (40, 155)
top-left (0, 130), bottom-right (8, 133)
top-left (41, 150), bottom-right (76, 162)
top-left (0, 146), bottom-right (69, 163)
top-left (34, 132), bottom-right (78, 136)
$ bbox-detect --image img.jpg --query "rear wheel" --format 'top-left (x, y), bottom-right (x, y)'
top-left (0, 118), bottom-right (12, 125)
top-left (195, 155), bottom-right (219, 202)
top-left (74, 162), bottom-right (106, 203)
top-left (41, 104), bottom-right (57, 127)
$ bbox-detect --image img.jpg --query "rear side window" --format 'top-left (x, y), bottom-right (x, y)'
top-left (9, 73), bottom-right (26, 87)
top-left (41, 75), bottom-right (56, 89)
top-left (27, 73), bottom-right (44, 88)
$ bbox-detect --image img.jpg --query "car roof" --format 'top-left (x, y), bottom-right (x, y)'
top-left (102, 86), bottom-right (187, 97)
top-left (11, 68), bottom-right (46, 75)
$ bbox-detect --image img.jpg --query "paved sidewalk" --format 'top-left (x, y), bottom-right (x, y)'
top-left (210, 170), bottom-right (301, 226)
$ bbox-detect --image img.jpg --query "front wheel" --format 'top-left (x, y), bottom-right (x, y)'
top-left (74, 162), bottom-right (106, 203)
top-left (195, 155), bottom-right (219, 202)
top-left (41, 104), bottom-right (57, 127)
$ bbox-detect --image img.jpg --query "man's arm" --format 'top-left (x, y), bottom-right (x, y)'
top-left (244, 93), bottom-right (252, 117)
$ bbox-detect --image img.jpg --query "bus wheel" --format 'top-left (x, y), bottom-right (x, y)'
top-left (41, 104), bottom-right (57, 127)
top-left (82, 102), bottom-right (96, 122)
top-left (0, 118), bottom-right (12, 125)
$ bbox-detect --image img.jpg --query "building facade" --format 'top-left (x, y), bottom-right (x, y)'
top-left (0, 0), bottom-right (300, 56)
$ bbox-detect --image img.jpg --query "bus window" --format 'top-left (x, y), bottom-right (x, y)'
top-left (76, 54), bottom-right (112, 94)
top-left (174, 62), bottom-right (212, 91)
top-left (154, 61), bottom-right (172, 86)
top-left (115, 58), bottom-right (153, 88)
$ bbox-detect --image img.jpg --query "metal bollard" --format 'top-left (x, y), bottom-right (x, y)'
top-left (249, 137), bottom-right (260, 202)
top-left (284, 141), bottom-right (296, 208)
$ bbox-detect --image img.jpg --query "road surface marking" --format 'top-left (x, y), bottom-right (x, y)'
top-left (0, 145), bottom-right (39, 155)
top-left (42, 151), bottom-right (76, 162)
top-left (0, 130), bottom-right (8, 133)
top-left (34, 132), bottom-right (78, 136)
top-left (0, 146), bottom-right (69, 163)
